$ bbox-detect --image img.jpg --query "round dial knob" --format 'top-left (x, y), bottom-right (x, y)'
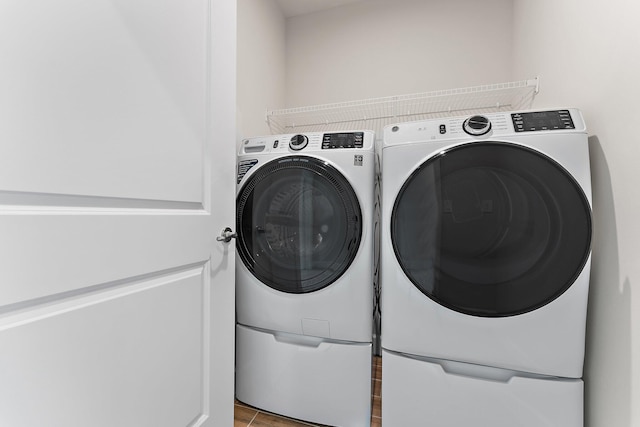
top-left (289, 134), bottom-right (308, 150)
top-left (463, 115), bottom-right (492, 136)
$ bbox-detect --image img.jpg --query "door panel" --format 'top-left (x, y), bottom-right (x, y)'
top-left (0, 0), bottom-right (235, 426)
top-left (0, 269), bottom-right (206, 426)
top-left (0, 1), bottom-right (206, 203)
top-left (0, 215), bottom-right (210, 307)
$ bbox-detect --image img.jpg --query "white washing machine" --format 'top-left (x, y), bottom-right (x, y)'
top-left (380, 109), bottom-right (592, 426)
top-left (235, 131), bottom-right (375, 426)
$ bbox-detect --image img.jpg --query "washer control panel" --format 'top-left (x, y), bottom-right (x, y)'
top-left (511, 110), bottom-right (575, 132)
top-left (240, 130), bottom-right (375, 156)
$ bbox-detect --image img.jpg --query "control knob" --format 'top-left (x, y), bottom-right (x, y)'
top-left (289, 134), bottom-right (308, 151)
top-left (463, 115), bottom-right (492, 136)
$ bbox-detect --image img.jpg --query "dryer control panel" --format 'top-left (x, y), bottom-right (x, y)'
top-left (511, 110), bottom-right (575, 132)
top-left (382, 108), bottom-right (586, 147)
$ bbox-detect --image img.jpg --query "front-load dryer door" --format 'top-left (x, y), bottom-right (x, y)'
top-left (391, 141), bottom-right (592, 317)
top-left (237, 156), bottom-right (362, 294)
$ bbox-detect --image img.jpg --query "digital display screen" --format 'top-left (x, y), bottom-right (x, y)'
top-left (512, 110), bottom-right (575, 132)
top-left (322, 132), bottom-right (364, 149)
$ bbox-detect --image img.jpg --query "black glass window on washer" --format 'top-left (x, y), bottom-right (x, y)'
top-left (392, 142), bottom-right (592, 317)
top-left (236, 156), bottom-right (362, 294)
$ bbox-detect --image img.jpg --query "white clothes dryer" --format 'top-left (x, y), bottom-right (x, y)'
top-left (380, 109), bottom-right (592, 426)
top-left (235, 131), bottom-right (375, 427)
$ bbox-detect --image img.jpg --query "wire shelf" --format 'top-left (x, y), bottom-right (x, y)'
top-left (266, 77), bottom-right (539, 135)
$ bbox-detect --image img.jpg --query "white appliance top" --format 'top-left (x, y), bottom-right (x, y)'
top-left (383, 108), bottom-right (586, 147)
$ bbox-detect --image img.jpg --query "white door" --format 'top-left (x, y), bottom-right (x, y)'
top-left (0, 0), bottom-right (236, 426)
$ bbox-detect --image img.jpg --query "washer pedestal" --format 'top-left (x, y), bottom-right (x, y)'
top-left (382, 349), bottom-right (583, 427)
top-left (236, 324), bottom-right (372, 427)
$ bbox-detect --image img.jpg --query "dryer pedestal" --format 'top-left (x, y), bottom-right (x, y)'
top-left (381, 349), bottom-right (583, 427)
top-left (236, 324), bottom-right (372, 427)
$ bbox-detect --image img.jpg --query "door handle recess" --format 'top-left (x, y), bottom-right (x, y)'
top-left (216, 227), bottom-right (237, 243)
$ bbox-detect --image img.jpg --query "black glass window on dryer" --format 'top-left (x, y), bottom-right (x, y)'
top-left (236, 156), bottom-right (362, 293)
top-left (391, 141), bottom-right (592, 317)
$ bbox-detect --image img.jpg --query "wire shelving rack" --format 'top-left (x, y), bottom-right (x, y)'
top-left (266, 77), bottom-right (539, 135)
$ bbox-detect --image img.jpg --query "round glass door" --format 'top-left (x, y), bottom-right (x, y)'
top-left (237, 156), bottom-right (362, 293)
top-left (392, 141), bottom-right (592, 317)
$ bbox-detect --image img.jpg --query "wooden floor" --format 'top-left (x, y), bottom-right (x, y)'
top-left (234, 356), bottom-right (382, 427)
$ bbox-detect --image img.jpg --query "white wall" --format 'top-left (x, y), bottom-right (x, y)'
top-left (512, 1), bottom-right (640, 426)
top-left (285, 0), bottom-right (514, 107)
top-left (237, 0), bottom-right (286, 138)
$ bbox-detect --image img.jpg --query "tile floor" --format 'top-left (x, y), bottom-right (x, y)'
top-left (234, 356), bottom-right (382, 427)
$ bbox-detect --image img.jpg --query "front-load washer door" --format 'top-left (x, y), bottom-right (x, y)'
top-left (237, 156), bottom-right (362, 294)
top-left (391, 141), bottom-right (592, 317)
